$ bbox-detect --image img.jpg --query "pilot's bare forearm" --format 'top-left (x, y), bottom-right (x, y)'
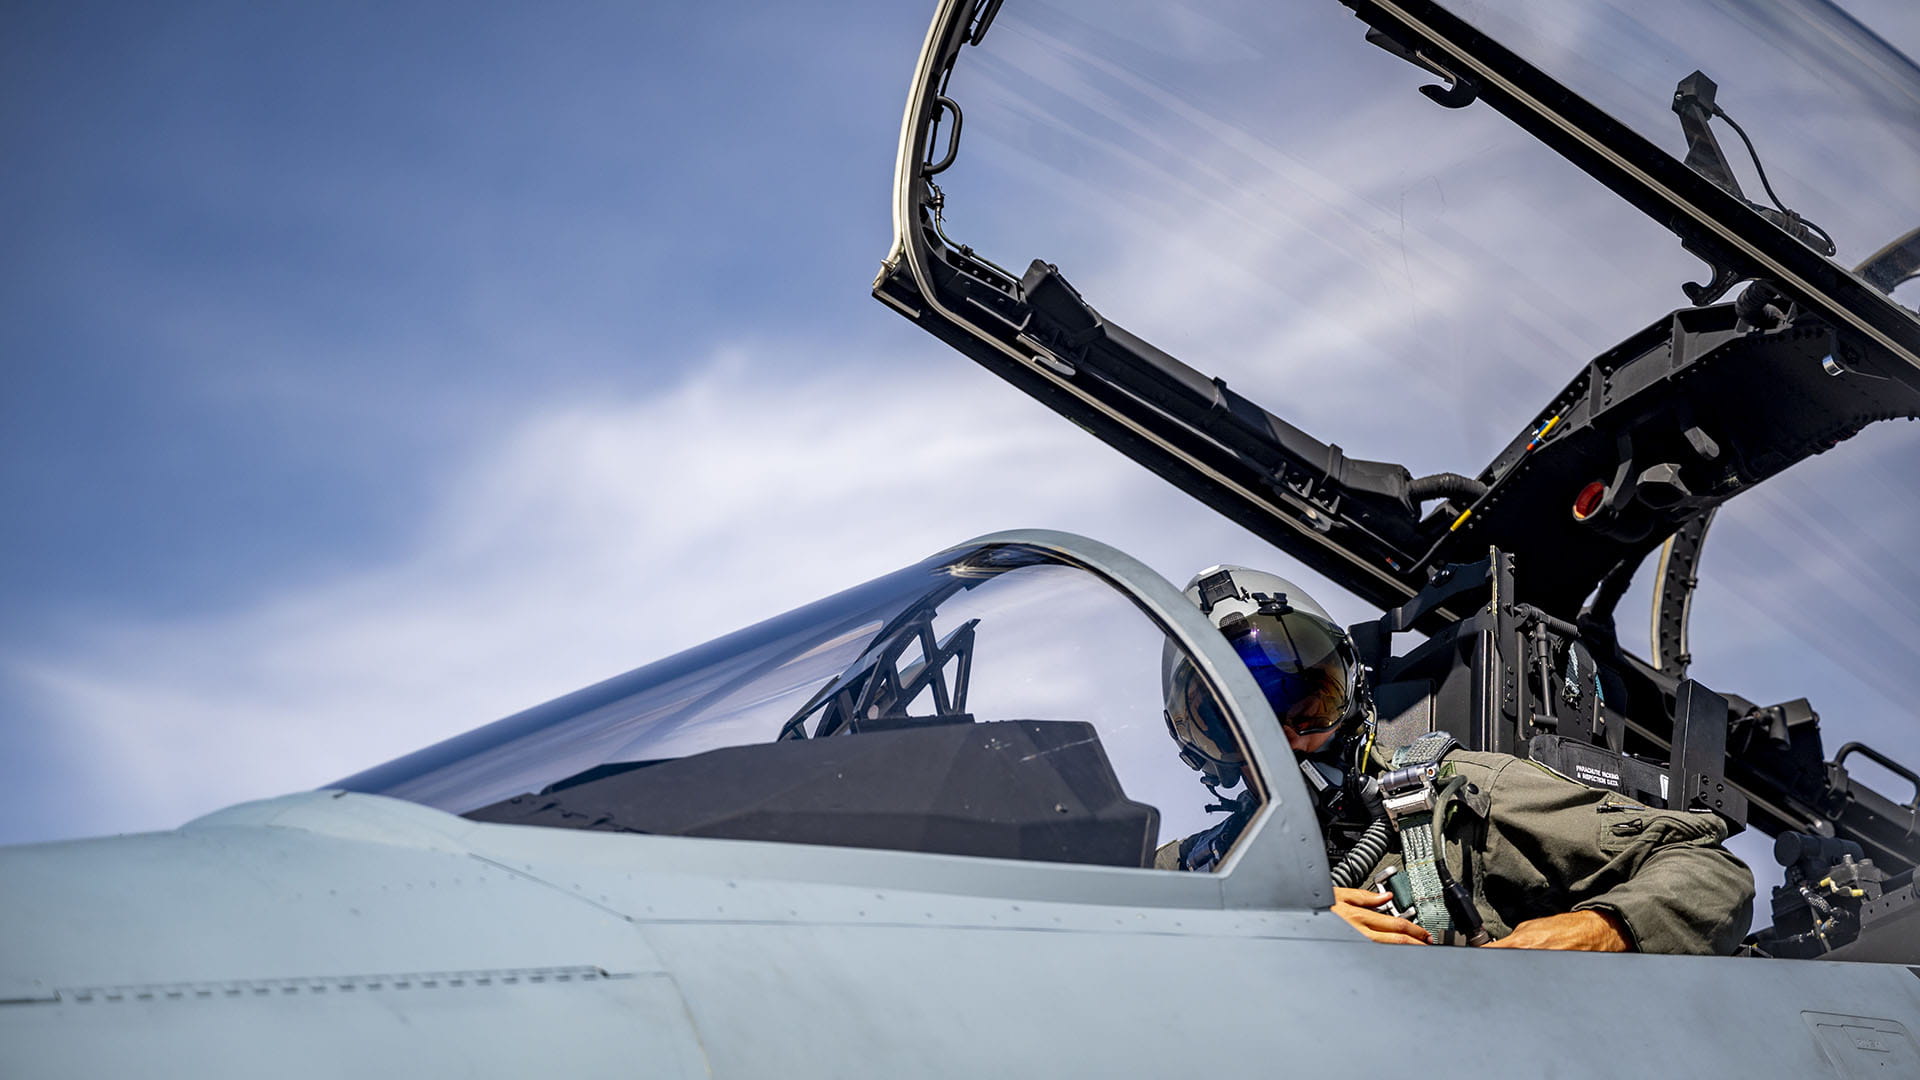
top-left (1481, 910), bottom-right (1629, 951)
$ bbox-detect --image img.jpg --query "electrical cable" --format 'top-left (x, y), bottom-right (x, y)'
top-left (1715, 105), bottom-right (1836, 255)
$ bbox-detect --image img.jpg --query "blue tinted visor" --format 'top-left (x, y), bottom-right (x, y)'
top-left (1221, 611), bottom-right (1355, 735)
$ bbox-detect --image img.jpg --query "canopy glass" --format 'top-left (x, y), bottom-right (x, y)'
top-left (337, 541), bottom-right (1260, 868)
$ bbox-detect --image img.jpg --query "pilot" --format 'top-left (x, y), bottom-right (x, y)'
top-left (1159, 565), bottom-right (1754, 954)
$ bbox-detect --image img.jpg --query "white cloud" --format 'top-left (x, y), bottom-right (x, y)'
top-left (7, 347), bottom-right (1213, 838)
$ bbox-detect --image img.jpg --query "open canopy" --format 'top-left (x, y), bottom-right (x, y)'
top-left (877, 0), bottom-right (1919, 630)
top-left (873, 1), bottom-right (1920, 876)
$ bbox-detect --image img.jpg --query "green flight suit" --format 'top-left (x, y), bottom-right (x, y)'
top-left (1159, 746), bottom-right (1755, 953)
top-left (1371, 750), bottom-right (1755, 955)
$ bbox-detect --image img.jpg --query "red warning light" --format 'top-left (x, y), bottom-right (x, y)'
top-left (1572, 481), bottom-right (1606, 521)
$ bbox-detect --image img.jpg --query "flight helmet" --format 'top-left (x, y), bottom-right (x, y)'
top-left (1163, 565), bottom-right (1364, 785)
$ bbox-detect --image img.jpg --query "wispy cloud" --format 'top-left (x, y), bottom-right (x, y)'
top-left (4, 348), bottom-right (1199, 839)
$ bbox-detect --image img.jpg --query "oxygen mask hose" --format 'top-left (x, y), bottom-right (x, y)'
top-left (1329, 777), bottom-right (1392, 891)
top-left (1330, 819), bottom-right (1394, 890)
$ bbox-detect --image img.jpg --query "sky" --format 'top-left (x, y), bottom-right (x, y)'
top-left (3, 0), bottom-right (1918, 855)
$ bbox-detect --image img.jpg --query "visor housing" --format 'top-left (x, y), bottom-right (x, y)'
top-left (1220, 610), bottom-right (1356, 735)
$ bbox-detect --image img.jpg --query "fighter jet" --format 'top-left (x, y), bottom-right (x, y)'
top-left (4, 1), bottom-right (1919, 1076)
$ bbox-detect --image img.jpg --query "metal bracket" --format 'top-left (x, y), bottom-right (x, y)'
top-left (1363, 26), bottom-right (1479, 109)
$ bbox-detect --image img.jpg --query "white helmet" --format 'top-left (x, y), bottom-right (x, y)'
top-left (1163, 566), bottom-right (1363, 784)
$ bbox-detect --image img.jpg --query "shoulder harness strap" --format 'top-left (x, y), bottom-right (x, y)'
top-left (1383, 732), bottom-right (1460, 942)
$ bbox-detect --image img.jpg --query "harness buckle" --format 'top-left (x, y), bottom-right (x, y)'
top-left (1379, 763), bottom-right (1440, 822)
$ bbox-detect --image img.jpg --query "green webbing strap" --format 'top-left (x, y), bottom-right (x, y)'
top-left (1388, 732), bottom-right (1459, 942)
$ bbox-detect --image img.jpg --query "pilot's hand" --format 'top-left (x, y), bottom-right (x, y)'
top-left (1481, 910), bottom-right (1631, 951)
top-left (1331, 887), bottom-right (1430, 945)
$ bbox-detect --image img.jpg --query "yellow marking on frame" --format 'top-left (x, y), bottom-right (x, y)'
top-left (1450, 509), bottom-right (1473, 531)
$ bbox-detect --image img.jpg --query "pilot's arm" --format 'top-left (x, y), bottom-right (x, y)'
top-left (1452, 751), bottom-right (1755, 955)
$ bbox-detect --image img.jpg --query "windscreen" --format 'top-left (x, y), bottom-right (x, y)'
top-left (336, 542), bottom-right (1259, 865)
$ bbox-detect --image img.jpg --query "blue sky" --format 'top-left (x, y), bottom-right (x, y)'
top-left (4, 1), bottom-right (918, 612)
top-left (3, 0), bottom-right (1918, 847)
